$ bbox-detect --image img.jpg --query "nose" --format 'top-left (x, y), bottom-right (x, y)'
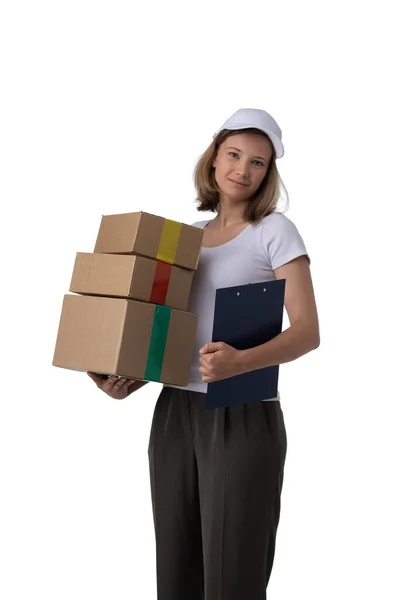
top-left (235, 161), bottom-right (250, 179)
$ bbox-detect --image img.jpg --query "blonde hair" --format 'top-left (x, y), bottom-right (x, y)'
top-left (193, 128), bottom-right (289, 223)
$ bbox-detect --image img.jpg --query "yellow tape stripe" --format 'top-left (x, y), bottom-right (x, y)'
top-left (156, 219), bottom-right (182, 264)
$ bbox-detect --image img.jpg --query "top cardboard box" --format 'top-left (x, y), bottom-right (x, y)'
top-left (94, 212), bottom-right (204, 271)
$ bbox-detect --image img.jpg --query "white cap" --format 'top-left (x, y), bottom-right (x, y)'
top-left (213, 108), bottom-right (284, 158)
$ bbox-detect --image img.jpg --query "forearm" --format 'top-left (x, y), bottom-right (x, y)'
top-left (240, 322), bottom-right (320, 372)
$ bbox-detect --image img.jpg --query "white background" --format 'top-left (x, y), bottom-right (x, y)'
top-left (1, 1), bottom-right (399, 598)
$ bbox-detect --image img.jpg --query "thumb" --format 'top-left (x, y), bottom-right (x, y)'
top-left (87, 372), bottom-right (103, 385)
top-left (200, 342), bottom-right (225, 355)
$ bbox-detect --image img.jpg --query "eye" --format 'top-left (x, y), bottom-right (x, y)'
top-left (228, 152), bottom-right (264, 167)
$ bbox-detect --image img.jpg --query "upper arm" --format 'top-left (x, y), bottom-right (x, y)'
top-left (274, 256), bottom-right (320, 345)
top-left (261, 212), bottom-right (319, 345)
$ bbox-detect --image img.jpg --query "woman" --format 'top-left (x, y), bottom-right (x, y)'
top-left (88, 108), bottom-right (320, 600)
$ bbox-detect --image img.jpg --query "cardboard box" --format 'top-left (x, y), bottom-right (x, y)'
top-left (94, 212), bottom-right (203, 271)
top-left (69, 252), bottom-right (194, 311)
top-left (52, 294), bottom-right (197, 386)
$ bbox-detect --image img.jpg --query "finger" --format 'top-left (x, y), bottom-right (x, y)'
top-left (200, 342), bottom-right (224, 355)
top-left (125, 378), bottom-right (136, 386)
top-left (119, 379), bottom-right (135, 391)
top-left (114, 377), bottom-right (128, 388)
top-left (104, 375), bottom-right (119, 390)
top-left (87, 372), bottom-right (103, 385)
top-left (199, 355), bottom-right (212, 367)
top-left (202, 375), bottom-right (221, 383)
top-left (199, 361), bottom-right (215, 372)
top-left (199, 344), bottom-right (211, 355)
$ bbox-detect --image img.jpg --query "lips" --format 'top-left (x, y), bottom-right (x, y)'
top-left (229, 179), bottom-right (249, 187)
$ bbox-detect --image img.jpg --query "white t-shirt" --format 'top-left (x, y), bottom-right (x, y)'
top-left (164, 211), bottom-right (309, 399)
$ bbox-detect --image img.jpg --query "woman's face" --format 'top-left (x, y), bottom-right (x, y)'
top-left (212, 131), bottom-right (273, 201)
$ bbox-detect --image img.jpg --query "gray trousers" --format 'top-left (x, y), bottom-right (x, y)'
top-left (147, 386), bottom-right (287, 600)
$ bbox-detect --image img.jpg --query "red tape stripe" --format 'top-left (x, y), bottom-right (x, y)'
top-left (149, 261), bottom-right (172, 305)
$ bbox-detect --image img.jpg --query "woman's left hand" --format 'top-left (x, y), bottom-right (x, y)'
top-left (199, 342), bottom-right (247, 383)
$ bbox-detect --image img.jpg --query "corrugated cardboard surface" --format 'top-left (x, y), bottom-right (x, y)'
top-left (52, 294), bottom-right (197, 386)
top-left (70, 252), bottom-right (137, 298)
top-left (133, 212), bottom-right (165, 259)
top-left (94, 212), bottom-right (142, 254)
top-left (164, 266), bottom-right (193, 311)
top-left (52, 294), bottom-right (126, 375)
top-left (160, 309), bottom-right (198, 384)
top-left (69, 252), bottom-right (193, 310)
top-left (129, 254), bottom-right (157, 301)
top-left (174, 223), bottom-right (204, 271)
top-left (93, 211), bottom-right (203, 270)
top-left (117, 300), bottom-right (155, 379)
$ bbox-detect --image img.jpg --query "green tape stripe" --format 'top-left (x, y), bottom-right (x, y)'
top-left (144, 305), bottom-right (171, 381)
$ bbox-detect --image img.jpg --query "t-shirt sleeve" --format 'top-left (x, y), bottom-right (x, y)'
top-left (261, 212), bottom-right (310, 269)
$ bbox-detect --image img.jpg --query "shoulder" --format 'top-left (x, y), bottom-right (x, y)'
top-left (255, 211), bottom-right (309, 267)
top-left (257, 211), bottom-right (298, 233)
top-left (256, 211), bottom-right (305, 242)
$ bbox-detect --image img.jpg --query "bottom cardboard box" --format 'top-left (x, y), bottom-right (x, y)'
top-left (52, 294), bottom-right (197, 386)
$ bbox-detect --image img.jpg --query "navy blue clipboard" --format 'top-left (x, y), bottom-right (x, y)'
top-left (206, 279), bottom-right (286, 410)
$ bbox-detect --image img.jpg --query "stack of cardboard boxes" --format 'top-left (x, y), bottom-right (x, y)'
top-left (52, 212), bottom-right (204, 386)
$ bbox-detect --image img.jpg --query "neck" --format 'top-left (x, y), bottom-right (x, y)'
top-left (215, 199), bottom-right (247, 228)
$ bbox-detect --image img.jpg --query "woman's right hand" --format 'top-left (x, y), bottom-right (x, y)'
top-left (87, 372), bottom-right (138, 400)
